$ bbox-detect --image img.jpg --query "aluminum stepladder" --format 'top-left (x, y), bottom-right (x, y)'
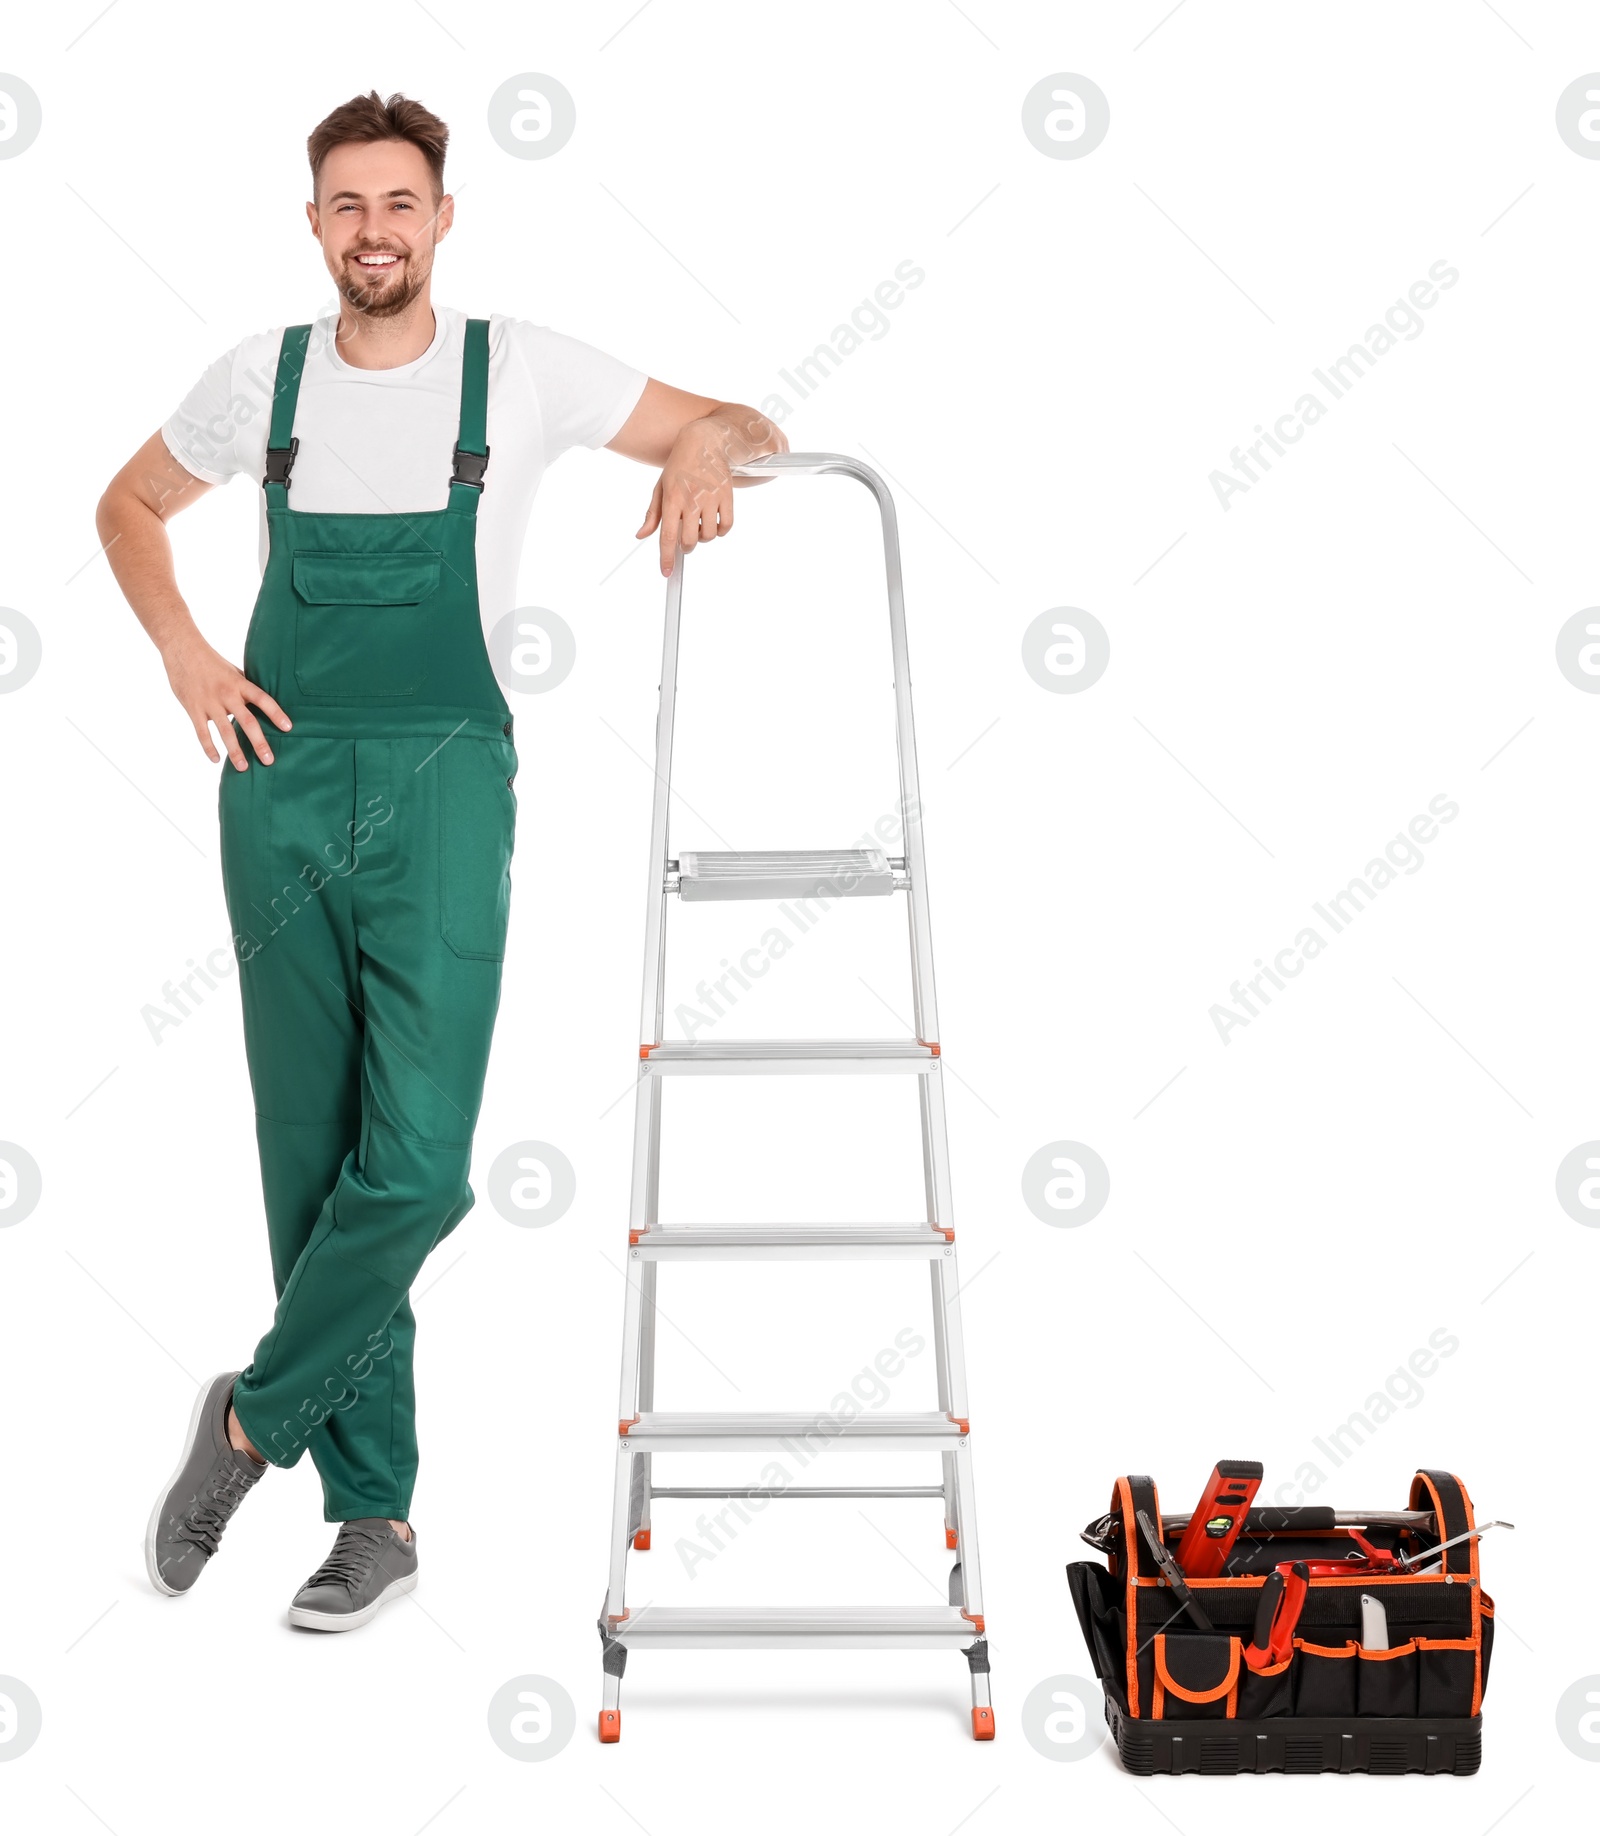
top-left (598, 454), bottom-right (991, 1743)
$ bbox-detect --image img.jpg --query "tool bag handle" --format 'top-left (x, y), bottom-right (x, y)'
top-left (1111, 1475), bottom-right (1164, 1578)
top-left (1409, 1470), bottom-right (1478, 1578)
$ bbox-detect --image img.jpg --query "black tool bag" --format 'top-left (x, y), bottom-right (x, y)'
top-left (1066, 1470), bottom-right (1494, 1776)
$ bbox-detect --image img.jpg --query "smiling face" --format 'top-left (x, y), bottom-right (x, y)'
top-left (308, 138), bottom-right (452, 320)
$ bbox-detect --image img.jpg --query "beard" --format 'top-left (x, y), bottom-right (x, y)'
top-left (337, 248), bottom-right (429, 319)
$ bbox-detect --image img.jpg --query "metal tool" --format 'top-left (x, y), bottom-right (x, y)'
top-left (1173, 1461), bottom-right (1263, 1578)
top-left (1394, 1520), bottom-right (1514, 1573)
top-left (1079, 1511), bottom-right (1120, 1555)
top-left (1137, 1510), bottom-right (1213, 1631)
top-left (597, 455), bottom-right (992, 1744)
top-left (1164, 1507), bottom-right (1435, 1535)
top-left (1360, 1593), bottom-right (1390, 1650)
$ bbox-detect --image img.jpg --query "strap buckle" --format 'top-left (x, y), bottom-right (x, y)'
top-left (263, 436), bottom-right (299, 489)
top-left (451, 441), bottom-right (490, 489)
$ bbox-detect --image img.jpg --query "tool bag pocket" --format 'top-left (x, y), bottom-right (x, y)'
top-left (1237, 1652), bottom-right (1294, 1718)
top-left (293, 551), bottom-right (442, 697)
top-left (1066, 1561), bottom-right (1128, 1707)
top-left (1152, 1634), bottom-right (1239, 1719)
top-left (1416, 1637), bottom-right (1478, 1716)
top-left (1294, 1639), bottom-right (1358, 1715)
top-left (1356, 1639), bottom-right (1419, 1715)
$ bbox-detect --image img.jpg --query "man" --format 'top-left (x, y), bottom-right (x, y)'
top-left (98, 90), bottom-right (783, 1630)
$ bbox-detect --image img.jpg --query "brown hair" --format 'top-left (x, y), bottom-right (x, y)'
top-left (307, 91), bottom-right (448, 198)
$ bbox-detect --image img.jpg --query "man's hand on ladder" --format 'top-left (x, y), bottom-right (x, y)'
top-left (606, 380), bottom-right (788, 576)
top-left (636, 404), bottom-right (788, 576)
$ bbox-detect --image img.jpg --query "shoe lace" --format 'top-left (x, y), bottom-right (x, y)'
top-left (174, 1457), bottom-right (259, 1556)
top-left (304, 1522), bottom-right (390, 1592)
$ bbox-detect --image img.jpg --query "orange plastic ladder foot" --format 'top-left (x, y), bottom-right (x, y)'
top-left (972, 1707), bottom-right (995, 1741)
top-left (599, 1710), bottom-right (621, 1743)
top-left (945, 1528), bottom-right (959, 1550)
top-left (633, 1529), bottom-right (652, 1551)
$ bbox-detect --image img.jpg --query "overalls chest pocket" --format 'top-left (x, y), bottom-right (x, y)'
top-left (292, 551), bottom-right (443, 698)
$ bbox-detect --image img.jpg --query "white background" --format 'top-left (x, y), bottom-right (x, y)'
top-left (0, 0), bottom-right (1594, 1827)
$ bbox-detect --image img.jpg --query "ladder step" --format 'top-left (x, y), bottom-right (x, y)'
top-left (631, 1223), bottom-right (952, 1260)
top-left (622, 1411), bottom-right (968, 1452)
top-left (676, 849), bottom-right (897, 902)
top-left (641, 1038), bottom-right (936, 1074)
top-left (609, 1605), bottom-right (980, 1649)
top-left (650, 1486), bottom-right (946, 1499)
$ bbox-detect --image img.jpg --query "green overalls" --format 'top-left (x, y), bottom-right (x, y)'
top-left (222, 320), bottom-right (516, 1522)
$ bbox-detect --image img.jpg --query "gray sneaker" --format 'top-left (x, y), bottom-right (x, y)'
top-left (146, 1371), bottom-right (267, 1596)
top-left (288, 1520), bottom-right (418, 1631)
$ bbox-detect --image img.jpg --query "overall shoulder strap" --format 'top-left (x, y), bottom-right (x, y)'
top-left (263, 324), bottom-right (312, 505)
top-left (450, 317), bottom-right (491, 494)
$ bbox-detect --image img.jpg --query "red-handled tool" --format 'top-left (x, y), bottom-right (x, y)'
top-left (1243, 1560), bottom-right (1310, 1671)
top-left (1173, 1461), bottom-right (1263, 1578)
top-left (1293, 1526), bottom-right (1401, 1576)
top-left (1242, 1525), bottom-right (1425, 1672)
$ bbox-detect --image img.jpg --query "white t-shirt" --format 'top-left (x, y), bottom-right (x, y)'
top-left (161, 306), bottom-right (648, 639)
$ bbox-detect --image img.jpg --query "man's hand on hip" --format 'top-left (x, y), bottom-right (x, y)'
top-left (97, 429), bottom-right (290, 767)
top-left (162, 631), bottom-right (291, 770)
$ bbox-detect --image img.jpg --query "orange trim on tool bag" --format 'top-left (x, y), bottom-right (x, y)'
top-left (1246, 1651), bottom-right (1292, 1678)
top-left (1152, 1634), bottom-right (1240, 1718)
top-left (1475, 1602), bottom-right (1492, 1718)
top-left (1477, 1597), bottom-right (1494, 1708)
top-left (1134, 1572), bottom-right (1448, 1589)
top-left (1455, 1471), bottom-right (1481, 1576)
top-left (1414, 1636), bottom-right (1475, 1651)
top-left (1452, 1469), bottom-right (1485, 1714)
top-left (619, 1416), bottom-right (639, 1435)
top-left (1118, 1477), bottom-right (1165, 1721)
top-left (1357, 1639), bottom-right (1418, 1661)
top-left (1113, 1478), bottom-right (1141, 1716)
top-left (1412, 1468), bottom-right (1484, 1713)
top-left (1411, 1470), bottom-right (1480, 1580)
top-left (1294, 1638), bottom-right (1357, 1659)
top-left (1410, 1470), bottom-right (1446, 1552)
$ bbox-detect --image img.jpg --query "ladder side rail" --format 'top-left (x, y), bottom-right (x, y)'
top-left (952, 1438), bottom-right (985, 1617)
top-left (627, 554), bottom-right (682, 1240)
top-left (621, 556), bottom-right (683, 1539)
top-left (924, 1071), bottom-right (968, 1420)
top-left (637, 552), bottom-right (685, 1048)
top-left (875, 477), bottom-right (940, 1049)
top-left (731, 456), bottom-right (941, 1046)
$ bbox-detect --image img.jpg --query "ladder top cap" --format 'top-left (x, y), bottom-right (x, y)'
top-left (729, 453), bottom-right (892, 501)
